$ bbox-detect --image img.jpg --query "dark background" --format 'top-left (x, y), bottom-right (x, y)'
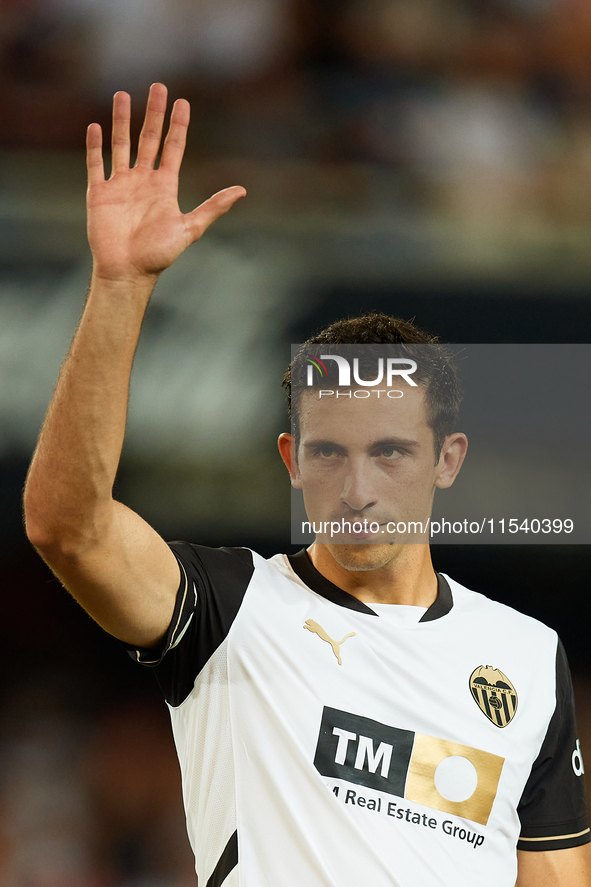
top-left (2, 0), bottom-right (591, 883)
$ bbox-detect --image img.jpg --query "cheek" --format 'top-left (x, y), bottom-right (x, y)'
top-left (300, 470), bottom-right (338, 500)
top-left (381, 463), bottom-right (437, 501)
top-left (299, 463), bottom-right (348, 509)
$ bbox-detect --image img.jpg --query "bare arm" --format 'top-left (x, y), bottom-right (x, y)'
top-left (23, 83), bottom-right (245, 647)
top-left (517, 845), bottom-right (591, 887)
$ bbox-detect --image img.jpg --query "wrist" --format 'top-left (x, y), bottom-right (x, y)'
top-left (90, 270), bottom-right (158, 299)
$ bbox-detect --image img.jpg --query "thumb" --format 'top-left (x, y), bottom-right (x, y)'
top-left (185, 186), bottom-right (247, 242)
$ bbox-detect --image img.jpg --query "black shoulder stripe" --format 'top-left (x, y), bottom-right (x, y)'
top-left (206, 830), bottom-right (238, 887)
top-left (155, 543), bottom-right (255, 707)
top-left (122, 557), bottom-right (194, 668)
top-left (517, 638), bottom-right (589, 850)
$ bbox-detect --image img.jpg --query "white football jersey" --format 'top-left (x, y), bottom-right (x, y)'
top-left (129, 545), bottom-right (589, 887)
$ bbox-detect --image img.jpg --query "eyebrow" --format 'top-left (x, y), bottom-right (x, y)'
top-left (372, 437), bottom-right (420, 450)
top-left (303, 437), bottom-right (421, 451)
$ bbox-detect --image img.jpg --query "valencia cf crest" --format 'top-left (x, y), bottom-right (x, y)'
top-left (469, 665), bottom-right (518, 728)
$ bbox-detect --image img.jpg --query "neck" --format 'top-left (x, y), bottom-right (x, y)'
top-left (307, 543), bottom-right (438, 608)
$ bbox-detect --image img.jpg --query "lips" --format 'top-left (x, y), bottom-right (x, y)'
top-left (314, 515), bottom-right (399, 544)
top-left (340, 519), bottom-right (393, 541)
top-left (349, 526), bottom-right (377, 540)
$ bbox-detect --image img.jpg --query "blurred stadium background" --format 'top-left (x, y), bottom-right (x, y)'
top-left (2, 0), bottom-right (591, 883)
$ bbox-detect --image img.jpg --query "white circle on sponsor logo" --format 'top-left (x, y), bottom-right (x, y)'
top-left (434, 756), bottom-right (478, 802)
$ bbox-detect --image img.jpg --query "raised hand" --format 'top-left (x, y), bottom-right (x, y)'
top-left (86, 83), bottom-right (246, 283)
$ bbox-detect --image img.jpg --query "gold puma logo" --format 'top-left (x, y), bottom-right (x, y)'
top-left (303, 619), bottom-right (356, 665)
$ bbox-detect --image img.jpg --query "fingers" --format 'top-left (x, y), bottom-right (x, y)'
top-left (160, 99), bottom-right (190, 175)
top-left (135, 82), bottom-right (168, 169)
top-left (185, 186), bottom-right (247, 242)
top-left (86, 122), bottom-right (105, 185)
top-left (111, 91), bottom-right (131, 174)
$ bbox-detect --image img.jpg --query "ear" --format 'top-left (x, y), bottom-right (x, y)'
top-left (277, 433), bottom-right (302, 488)
top-left (434, 433), bottom-right (468, 489)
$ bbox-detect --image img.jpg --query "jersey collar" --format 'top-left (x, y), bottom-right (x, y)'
top-left (287, 549), bottom-right (453, 622)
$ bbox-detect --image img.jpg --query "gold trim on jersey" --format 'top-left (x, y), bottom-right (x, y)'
top-left (519, 828), bottom-right (590, 842)
top-left (168, 560), bottom-right (191, 651)
top-left (134, 559), bottom-right (190, 664)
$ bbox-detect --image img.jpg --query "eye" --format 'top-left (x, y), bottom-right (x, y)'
top-left (311, 444), bottom-right (341, 459)
top-left (379, 446), bottom-right (402, 459)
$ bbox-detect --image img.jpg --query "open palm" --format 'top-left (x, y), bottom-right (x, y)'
top-left (86, 83), bottom-right (245, 282)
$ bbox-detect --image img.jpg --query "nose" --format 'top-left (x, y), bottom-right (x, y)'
top-left (339, 460), bottom-right (378, 513)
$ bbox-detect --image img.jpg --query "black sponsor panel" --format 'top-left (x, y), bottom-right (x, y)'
top-left (314, 706), bottom-right (414, 796)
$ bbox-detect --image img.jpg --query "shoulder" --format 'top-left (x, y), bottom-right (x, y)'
top-left (169, 541), bottom-right (284, 576)
top-left (169, 540), bottom-right (257, 577)
top-left (443, 573), bottom-right (558, 647)
top-left (166, 543), bottom-right (296, 625)
top-left (143, 544), bottom-right (288, 706)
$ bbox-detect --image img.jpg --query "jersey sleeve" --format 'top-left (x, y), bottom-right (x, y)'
top-left (517, 638), bottom-right (590, 851)
top-left (124, 541), bottom-right (254, 707)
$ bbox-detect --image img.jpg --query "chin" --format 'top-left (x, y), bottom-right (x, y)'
top-left (326, 543), bottom-right (402, 572)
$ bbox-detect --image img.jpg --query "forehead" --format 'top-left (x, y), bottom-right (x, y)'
top-left (297, 386), bottom-right (431, 443)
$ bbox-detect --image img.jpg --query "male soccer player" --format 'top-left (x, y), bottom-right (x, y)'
top-left (24, 84), bottom-right (591, 887)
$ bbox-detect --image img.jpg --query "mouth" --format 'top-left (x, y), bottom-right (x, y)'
top-left (329, 519), bottom-right (392, 543)
top-left (349, 525), bottom-right (379, 540)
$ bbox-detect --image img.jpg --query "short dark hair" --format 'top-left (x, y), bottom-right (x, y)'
top-left (283, 313), bottom-right (462, 459)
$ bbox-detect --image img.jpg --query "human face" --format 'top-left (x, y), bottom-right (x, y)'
top-left (279, 387), bottom-right (466, 572)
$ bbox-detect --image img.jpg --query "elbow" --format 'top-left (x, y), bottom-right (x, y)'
top-left (23, 472), bottom-right (114, 561)
top-left (24, 513), bottom-right (47, 551)
top-left (25, 514), bottom-right (64, 556)
top-left (23, 492), bottom-right (52, 552)
top-left (25, 520), bottom-right (100, 565)
top-left (24, 512), bottom-right (73, 560)
top-left (23, 487), bottom-right (57, 553)
top-left (23, 498), bottom-right (103, 561)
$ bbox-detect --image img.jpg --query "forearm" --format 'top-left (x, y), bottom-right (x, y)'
top-left (24, 273), bottom-right (155, 554)
top-left (517, 845), bottom-right (591, 887)
top-left (23, 84), bottom-right (244, 645)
